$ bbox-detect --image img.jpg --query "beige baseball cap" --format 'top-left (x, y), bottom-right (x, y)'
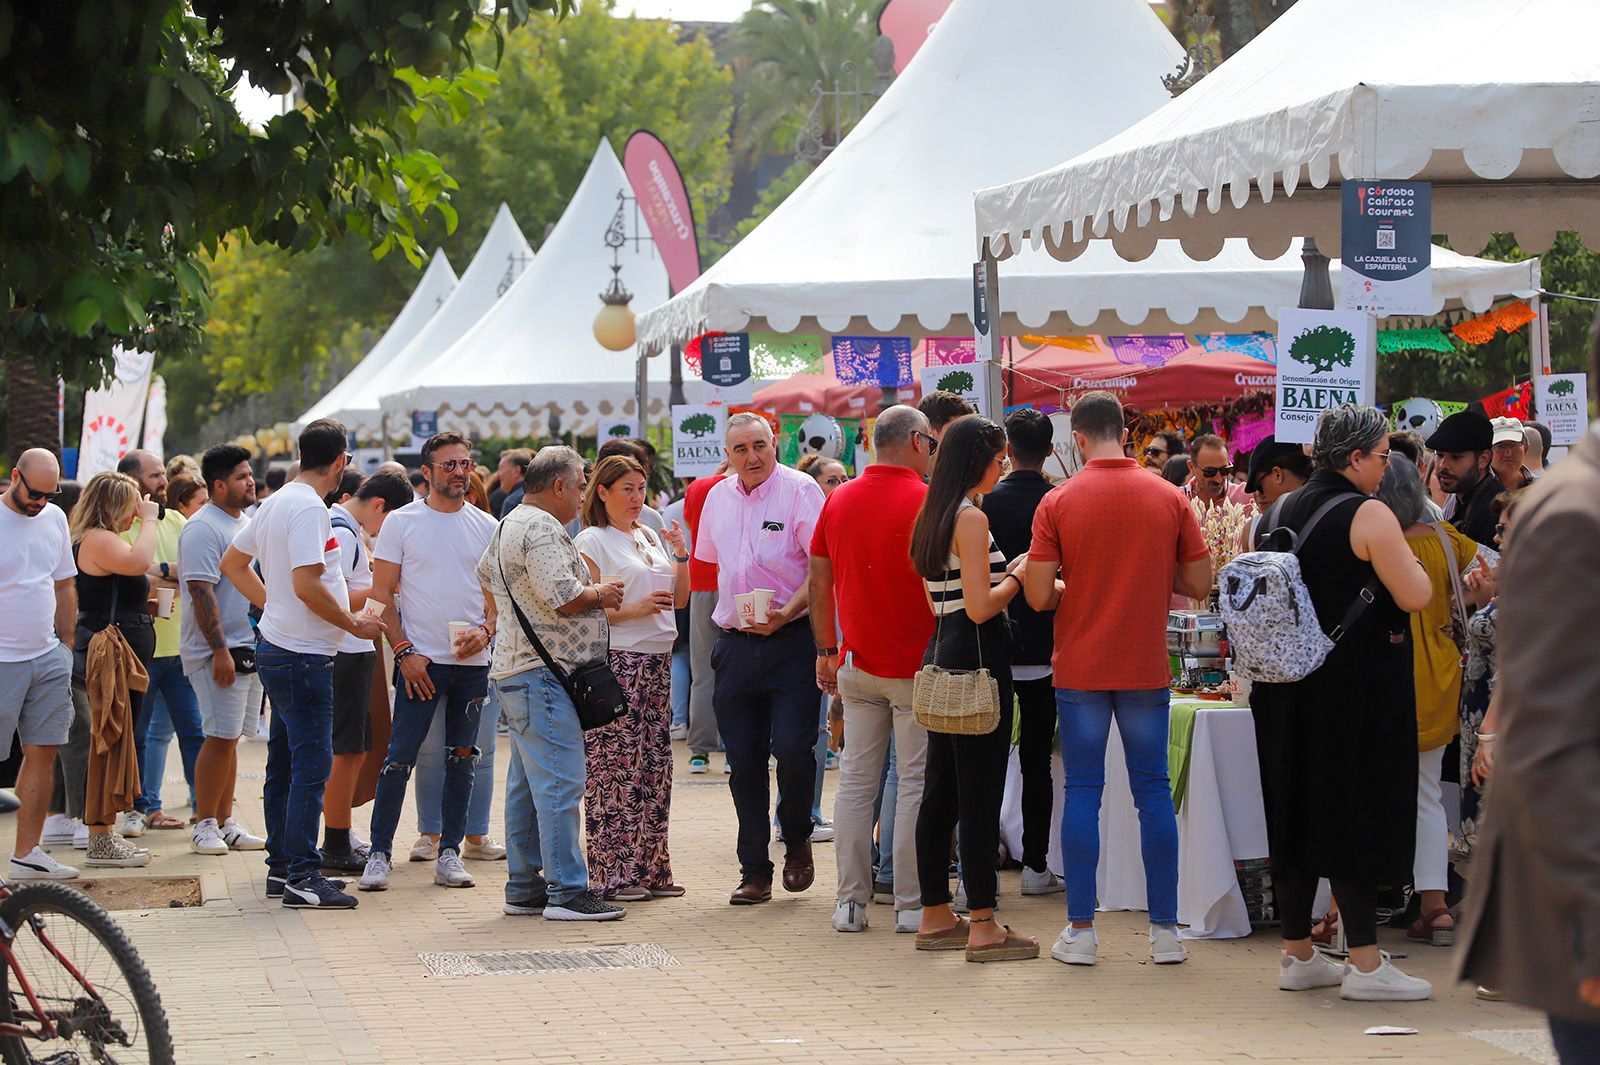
top-left (1490, 416), bottom-right (1526, 446)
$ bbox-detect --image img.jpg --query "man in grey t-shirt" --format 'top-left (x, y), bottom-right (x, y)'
top-left (180, 445), bottom-right (265, 855)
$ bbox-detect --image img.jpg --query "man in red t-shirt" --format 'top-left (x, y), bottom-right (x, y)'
top-left (682, 462), bottom-right (729, 772)
top-left (1024, 391), bottom-right (1211, 968)
top-left (809, 405), bottom-right (936, 933)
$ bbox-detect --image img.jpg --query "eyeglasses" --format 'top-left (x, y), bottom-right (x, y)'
top-left (1494, 522), bottom-right (1506, 538)
top-left (1142, 447), bottom-right (1168, 459)
top-left (431, 458), bottom-right (474, 473)
top-left (821, 475), bottom-right (847, 487)
top-left (1367, 449), bottom-right (1393, 466)
top-left (915, 431), bottom-right (938, 455)
top-left (15, 468), bottom-right (61, 502)
top-left (1196, 465), bottom-right (1234, 478)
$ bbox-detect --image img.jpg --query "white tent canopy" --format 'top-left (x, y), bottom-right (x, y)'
top-left (974, 0), bottom-right (1600, 263)
top-left (294, 248), bottom-right (457, 434)
top-left (332, 203), bottom-right (533, 440)
top-left (380, 139), bottom-right (681, 437)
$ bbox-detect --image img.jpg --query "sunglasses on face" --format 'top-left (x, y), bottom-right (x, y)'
top-left (1196, 465), bottom-right (1233, 478)
top-left (15, 468), bottom-right (61, 502)
top-left (431, 458), bottom-right (473, 473)
top-left (915, 431), bottom-right (938, 455)
top-left (1143, 447), bottom-right (1168, 459)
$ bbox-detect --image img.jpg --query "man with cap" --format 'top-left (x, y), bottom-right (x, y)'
top-left (1241, 437), bottom-right (1313, 547)
top-left (1426, 410), bottom-right (1501, 547)
top-left (1490, 417), bottom-right (1536, 491)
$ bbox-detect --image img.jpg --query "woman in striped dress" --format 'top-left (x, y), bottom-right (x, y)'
top-left (908, 415), bottom-right (1038, 962)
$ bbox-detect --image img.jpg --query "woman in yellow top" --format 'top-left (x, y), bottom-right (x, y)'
top-left (1376, 459), bottom-right (1488, 947)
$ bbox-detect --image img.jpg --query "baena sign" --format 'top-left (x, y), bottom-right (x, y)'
top-left (670, 403), bottom-right (726, 477)
top-left (1274, 307), bottom-right (1375, 444)
top-left (1534, 373), bottom-right (1590, 446)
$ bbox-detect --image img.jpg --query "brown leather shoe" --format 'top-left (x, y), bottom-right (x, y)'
top-left (782, 842), bottom-right (815, 893)
top-left (729, 876), bottom-right (772, 905)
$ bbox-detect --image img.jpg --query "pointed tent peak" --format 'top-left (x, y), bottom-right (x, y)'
top-left (456, 203), bottom-right (533, 283)
top-left (421, 246), bottom-right (457, 283)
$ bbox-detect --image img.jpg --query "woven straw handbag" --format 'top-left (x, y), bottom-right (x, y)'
top-left (913, 571), bottom-right (1001, 735)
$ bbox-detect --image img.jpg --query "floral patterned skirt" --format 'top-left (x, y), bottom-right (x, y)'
top-left (583, 648), bottom-right (673, 893)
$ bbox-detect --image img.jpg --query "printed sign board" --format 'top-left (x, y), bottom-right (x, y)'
top-left (1341, 181), bottom-right (1433, 315)
top-left (1534, 373), bottom-right (1589, 445)
top-left (670, 404), bottom-right (726, 477)
top-left (1274, 308), bottom-right (1376, 444)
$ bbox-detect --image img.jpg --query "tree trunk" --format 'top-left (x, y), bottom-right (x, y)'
top-left (4, 351), bottom-right (62, 461)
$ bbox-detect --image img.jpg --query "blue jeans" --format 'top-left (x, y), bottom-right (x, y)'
top-left (415, 680), bottom-right (500, 837)
top-left (670, 644), bottom-right (690, 729)
top-left (256, 640), bottom-right (335, 883)
top-left (497, 667), bottom-right (588, 905)
top-left (876, 737), bottom-right (898, 882)
top-left (1550, 1014), bottom-right (1600, 1065)
top-left (137, 656), bottom-right (203, 815)
top-left (1057, 687), bottom-right (1179, 926)
top-left (368, 662), bottom-right (487, 859)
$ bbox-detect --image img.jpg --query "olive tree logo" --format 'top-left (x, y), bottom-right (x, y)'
top-left (937, 369), bottom-right (975, 393)
top-left (604, 422), bottom-right (633, 438)
top-left (678, 412), bottom-right (717, 438)
top-left (1551, 379), bottom-right (1576, 397)
top-left (1289, 324), bottom-right (1356, 375)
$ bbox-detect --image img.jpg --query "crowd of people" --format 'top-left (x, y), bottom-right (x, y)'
top-left (1, 338), bottom-right (1595, 1056)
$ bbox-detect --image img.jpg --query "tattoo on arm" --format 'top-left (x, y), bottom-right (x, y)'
top-left (188, 580), bottom-right (227, 651)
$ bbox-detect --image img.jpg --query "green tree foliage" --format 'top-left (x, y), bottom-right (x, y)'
top-left (0, 0), bottom-right (574, 459)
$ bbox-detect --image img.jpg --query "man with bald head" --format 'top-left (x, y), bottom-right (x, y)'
top-left (1, 450), bottom-right (80, 879)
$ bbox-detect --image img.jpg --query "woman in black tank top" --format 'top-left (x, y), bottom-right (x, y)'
top-left (67, 473), bottom-right (160, 868)
top-left (1250, 406), bottom-right (1434, 1000)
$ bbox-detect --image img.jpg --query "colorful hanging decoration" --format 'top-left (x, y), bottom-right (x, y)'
top-left (1480, 381), bottom-right (1534, 420)
top-left (1452, 316), bottom-right (1500, 344)
top-left (750, 334), bottom-right (824, 379)
top-left (1452, 299), bottom-right (1537, 345)
top-left (1019, 335), bottom-right (1099, 352)
top-left (1195, 332), bottom-right (1277, 364)
top-left (926, 337), bottom-right (976, 365)
top-left (1107, 335), bottom-right (1190, 368)
top-left (1377, 328), bottom-right (1456, 354)
top-left (684, 331), bottom-right (723, 374)
top-left (1490, 300), bottom-right (1538, 333)
top-left (831, 336), bottom-right (913, 387)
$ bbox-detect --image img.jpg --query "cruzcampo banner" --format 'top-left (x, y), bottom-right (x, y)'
top-left (1274, 308), bottom-right (1376, 444)
top-left (623, 130), bottom-right (701, 295)
top-left (78, 347), bottom-right (155, 479)
top-left (670, 404), bottom-right (726, 477)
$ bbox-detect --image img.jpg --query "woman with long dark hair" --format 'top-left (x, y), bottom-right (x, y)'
top-left (907, 415), bottom-right (1037, 962)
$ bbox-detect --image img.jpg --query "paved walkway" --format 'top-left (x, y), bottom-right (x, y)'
top-left (12, 735), bottom-right (1556, 1065)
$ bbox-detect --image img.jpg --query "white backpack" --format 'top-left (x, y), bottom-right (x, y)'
top-left (1218, 492), bottom-right (1377, 683)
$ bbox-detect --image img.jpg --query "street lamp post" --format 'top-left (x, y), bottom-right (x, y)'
top-left (592, 190), bottom-right (656, 427)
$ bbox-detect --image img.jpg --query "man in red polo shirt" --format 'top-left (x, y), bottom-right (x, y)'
top-left (682, 460), bottom-right (729, 773)
top-left (809, 405), bottom-right (937, 934)
top-left (1024, 390), bottom-right (1211, 969)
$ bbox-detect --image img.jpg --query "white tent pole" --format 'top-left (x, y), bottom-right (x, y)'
top-left (1530, 293), bottom-right (1551, 380)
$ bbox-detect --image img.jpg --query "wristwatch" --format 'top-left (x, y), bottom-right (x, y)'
top-left (817, 646), bottom-right (839, 657)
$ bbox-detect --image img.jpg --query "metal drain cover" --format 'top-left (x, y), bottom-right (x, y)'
top-left (419, 944), bottom-right (679, 976)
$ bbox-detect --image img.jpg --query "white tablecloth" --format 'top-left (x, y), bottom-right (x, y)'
top-left (998, 704), bottom-right (1269, 938)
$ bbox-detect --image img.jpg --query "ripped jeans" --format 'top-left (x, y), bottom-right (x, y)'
top-left (366, 662), bottom-right (488, 860)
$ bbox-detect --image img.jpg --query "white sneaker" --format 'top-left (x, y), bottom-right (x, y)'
top-left (9, 847), bottom-right (79, 880)
top-left (41, 814), bottom-right (79, 846)
top-left (409, 835), bottom-right (440, 862)
top-left (114, 810), bottom-right (146, 838)
top-left (72, 820), bottom-right (89, 850)
top-left (809, 820), bottom-right (835, 843)
top-left (190, 818), bottom-right (229, 856)
top-left (895, 908), bottom-right (922, 934)
top-left (222, 818), bottom-right (266, 851)
top-left (434, 849), bottom-right (475, 888)
top-left (349, 830), bottom-right (370, 856)
top-left (1020, 867), bottom-right (1064, 895)
top-left (1279, 951), bottom-right (1346, 991)
top-left (1150, 925), bottom-right (1189, 964)
top-left (669, 723), bottom-right (688, 741)
top-left (461, 837), bottom-right (507, 861)
top-left (359, 853), bottom-right (392, 892)
top-left (950, 881), bottom-right (997, 915)
top-left (831, 901), bottom-right (868, 932)
top-left (1051, 925), bottom-right (1098, 966)
top-left (1341, 954), bottom-right (1433, 1001)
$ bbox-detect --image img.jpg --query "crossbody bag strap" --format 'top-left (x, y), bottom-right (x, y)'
top-left (495, 531), bottom-right (575, 689)
top-left (1431, 524), bottom-right (1471, 640)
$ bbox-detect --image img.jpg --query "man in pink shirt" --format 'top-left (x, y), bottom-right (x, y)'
top-left (694, 413), bottom-right (826, 905)
top-left (1184, 434), bottom-right (1252, 509)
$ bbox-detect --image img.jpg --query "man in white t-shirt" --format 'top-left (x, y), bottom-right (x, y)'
top-left (1, 450), bottom-right (80, 881)
top-left (359, 432), bottom-right (499, 894)
top-left (319, 470), bottom-right (414, 873)
top-left (221, 420), bottom-right (383, 910)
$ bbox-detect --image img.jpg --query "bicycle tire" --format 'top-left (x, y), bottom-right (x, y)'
top-left (0, 882), bottom-right (174, 1065)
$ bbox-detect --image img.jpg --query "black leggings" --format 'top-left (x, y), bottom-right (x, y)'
top-left (1273, 868), bottom-right (1379, 948)
top-left (1014, 676), bottom-right (1055, 872)
top-left (915, 674), bottom-right (1012, 913)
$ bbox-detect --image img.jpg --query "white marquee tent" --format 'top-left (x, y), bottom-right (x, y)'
top-left (379, 139), bottom-right (682, 437)
top-left (974, 0), bottom-right (1600, 264)
top-left (331, 203), bottom-right (533, 441)
top-left (294, 248), bottom-right (457, 435)
top-left (638, 0), bottom-right (1540, 355)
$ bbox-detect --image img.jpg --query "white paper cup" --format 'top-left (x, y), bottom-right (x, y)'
top-left (361, 599), bottom-right (387, 620)
top-left (448, 621), bottom-right (473, 653)
top-left (734, 592), bottom-right (756, 627)
top-left (156, 587), bottom-right (175, 618)
top-left (751, 588), bottom-right (776, 625)
top-left (650, 571), bottom-right (676, 596)
top-left (1230, 674), bottom-right (1253, 704)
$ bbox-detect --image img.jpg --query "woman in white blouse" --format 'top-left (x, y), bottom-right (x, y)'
top-left (573, 455), bottom-right (690, 901)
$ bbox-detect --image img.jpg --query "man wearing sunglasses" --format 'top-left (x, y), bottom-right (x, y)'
top-left (1, 450), bottom-right (80, 880)
top-left (1183, 434), bottom-right (1251, 510)
top-left (1140, 432), bottom-right (1185, 472)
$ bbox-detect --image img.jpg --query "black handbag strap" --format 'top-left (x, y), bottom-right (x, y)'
top-left (495, 530), bottom-right (576, 689)
top-left (1255, 487), bottom-right (1381, 644)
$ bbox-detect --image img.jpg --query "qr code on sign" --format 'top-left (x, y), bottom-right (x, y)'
top-left (1376, 229), bottom-right (1396, 250)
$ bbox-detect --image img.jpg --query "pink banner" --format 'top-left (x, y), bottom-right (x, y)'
top-left (877, 0), bottom-right (954, 73)
top-left (1228, 414), bottom-right (1274, 460)
top-left (624, 130), bottom-right (701, 296)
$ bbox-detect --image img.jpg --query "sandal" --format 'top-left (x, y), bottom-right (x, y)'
top-left (144, 811), bottom-right (186, 830)
top-left (1406, 907), bottom-right (1455, 946)
top-left (1311, 911), bottom-right (1339, 946)
top-left (965, 919), bottom-right (1040, 963)
top-left (914, 916), bottom-right (970, 952)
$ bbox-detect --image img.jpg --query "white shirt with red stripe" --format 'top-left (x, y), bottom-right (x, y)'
top-left (234, 481), bottom-right (349, 656)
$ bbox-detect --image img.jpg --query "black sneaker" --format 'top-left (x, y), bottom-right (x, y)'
top-left (283, 875), bottom-right (358, 909)
top-left (268, 873), bottom-right (345, 898)
top-left (543, 890), bottom-right (625, 922)
top-left (320, 849), bottom-right (367, 874)
top-left (503, 893), bottom-right (549, 916)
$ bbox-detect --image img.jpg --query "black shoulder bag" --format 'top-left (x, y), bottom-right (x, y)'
top-left (496, 535), bottom-right (627, 732)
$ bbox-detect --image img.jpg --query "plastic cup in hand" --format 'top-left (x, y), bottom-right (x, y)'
top-left (751, 588), bottom-right (776, 625)
top-left (361, 599), bottom-right (387, 620)
top-left (650, 571), bottom-right (676, 596)
top-left (734, 592), bottom-right (756, 627)
top-left (448, 621), bottom-right (473, 656)
top-left (155, 587), bottom-right (175, 619)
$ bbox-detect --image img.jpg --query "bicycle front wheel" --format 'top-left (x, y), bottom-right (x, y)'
top-left (0, 881), bottom-right (173, 1065)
